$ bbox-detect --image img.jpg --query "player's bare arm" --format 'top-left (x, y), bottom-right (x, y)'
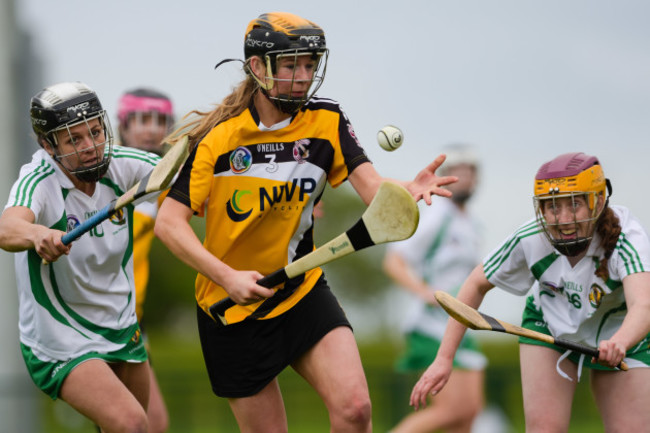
top-left (382, 250), bottom-right (438, 305)
top-left (348, 159), bottom-right (457, 207)
top-left (0, 206), bottom-right (70, 260)
top-left (154, 197), bottom-right (273, 304)
top-left (409, 265), bottom-right (493, 409)
top-left (597, 272), bottom-right (650, 367)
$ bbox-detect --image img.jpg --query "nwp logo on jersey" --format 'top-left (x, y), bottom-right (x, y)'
top-left (226, 190), bottom-right (253, 222)
top-left (225, 178), bottom-right (317, 222)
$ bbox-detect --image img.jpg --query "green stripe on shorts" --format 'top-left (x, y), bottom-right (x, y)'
top-left (21, 330), bottom-right (147, 400)
top-left (520, 295), bottom-right (650, 370)
top-left (396, 330), bottom-right (487, 372)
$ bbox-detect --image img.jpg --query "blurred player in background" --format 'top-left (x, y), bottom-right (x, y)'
top-left (384, 144), bottom-right (486, 433)
top-left (117, 87), bottom-right (174, 433)
top-left (154, 11), bottom-right (458, 433)
top-left (411, 152), bottom-right (650, 432)
top-left (0, 81), bottom-right (160, 431)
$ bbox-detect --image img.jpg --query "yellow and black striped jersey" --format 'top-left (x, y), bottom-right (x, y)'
top-left (168, 96), bottom-right (370, 324)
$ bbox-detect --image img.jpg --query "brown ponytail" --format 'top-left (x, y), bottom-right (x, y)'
top-left (594, 207), bottom-right (622, 281)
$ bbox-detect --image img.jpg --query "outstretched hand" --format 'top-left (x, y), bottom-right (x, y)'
top-left (407, 154), bottom-right (458, 205)
top-left (409, 356), bottom-right (453, 410)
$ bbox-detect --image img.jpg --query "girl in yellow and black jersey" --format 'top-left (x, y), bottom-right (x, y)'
top-left (155, 12), bottom-right (457, 433)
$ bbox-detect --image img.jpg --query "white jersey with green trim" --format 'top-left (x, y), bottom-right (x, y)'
top-left (388, 198), bottom-right (482, 337)
top-left (483, 205), bottom-right (650, 348)
top-left (4, 146), bottom-right (159, 362)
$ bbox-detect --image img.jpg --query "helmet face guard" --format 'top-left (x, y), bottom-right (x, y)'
top-left (30, 82), bottom-right (114, 183)
top-left (48, 113), bottom-right (114, 183)
top-left (249, 48), bottom-right (328, 114)
top-left (533, 152), bottom-right (609, 257)
top-left (534, 191), bottom-right (604, 256)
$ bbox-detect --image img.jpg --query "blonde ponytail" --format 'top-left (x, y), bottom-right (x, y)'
top-left (165, 76), bottom-right (258, 147)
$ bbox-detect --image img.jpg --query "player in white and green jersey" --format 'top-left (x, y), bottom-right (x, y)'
top-left (384, 144), bottom-right (486, 433)
top-left (410, 152), bottom-right (650, 432)
top-left (0, 82), bottom-right (160, 432)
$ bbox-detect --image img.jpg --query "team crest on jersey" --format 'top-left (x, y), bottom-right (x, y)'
top-left (540, 281), bottom-right (563, 293)
top-left (589, 284), bottom-right (604, 308)
top-left (131, 329), bottom-right (141, 344)
top-left (109, 209), bottom-right (127, 226)
top-left (230, 146), bottom-right (252, 174)
top-left (540, 281), bottom-right (563, 295)
top-left (293, 139), bottom-right (311, 163)
top-left (226, 189), bottom-right (253, 222)
top-left (66, 215), bottom-right (80, 232)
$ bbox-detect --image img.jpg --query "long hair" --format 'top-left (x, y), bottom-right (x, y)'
top-left (594, 207), bottom-right (622, 281)
top-left (165, 76), bottom-right (258, 146)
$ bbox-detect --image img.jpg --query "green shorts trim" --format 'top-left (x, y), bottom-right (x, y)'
top-left (520, 295), bottom-right (650, 370)
top-left (21, 331), bottom-right (147, 400)
top-left (396, 330), bottom-right (487, 372)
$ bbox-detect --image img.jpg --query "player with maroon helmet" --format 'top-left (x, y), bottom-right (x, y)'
top-left (411, 152), bottom-right (650, 432)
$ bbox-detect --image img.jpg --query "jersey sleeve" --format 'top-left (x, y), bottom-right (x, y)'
top-left (328, 106), bottom-right (370, 187)
top-left (167, 136), bottom-right (213, 215)
top-left (611, 208), bottom-right (650, 279)
top-left (4, 160), bottom-right (57, 226)
top-left (482, 220), bottom-right (537, 295)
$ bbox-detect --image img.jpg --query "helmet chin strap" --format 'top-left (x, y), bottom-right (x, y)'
top-left (258, 90), bottom-right (301, 114)
top-left (552, 238), bottom-right (590, 257)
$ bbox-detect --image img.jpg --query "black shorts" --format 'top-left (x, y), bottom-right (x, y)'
top-left (197, 277), bottom-right (352, 398)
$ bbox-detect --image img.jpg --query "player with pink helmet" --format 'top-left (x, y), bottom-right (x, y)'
top-left (116, 87), bottom-right (175, 433)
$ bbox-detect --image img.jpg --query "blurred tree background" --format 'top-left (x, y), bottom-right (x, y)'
top-left (40, 185), bottom-right (607, 432)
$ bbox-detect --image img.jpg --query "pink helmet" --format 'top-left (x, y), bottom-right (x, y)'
top-left (117, 88), bottom-right (173, 125)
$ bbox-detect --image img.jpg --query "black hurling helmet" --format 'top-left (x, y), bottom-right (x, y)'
top-left (30, 82), bottom-right (114, 182)
top-left (244, 12), bottom-right (328, 114)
